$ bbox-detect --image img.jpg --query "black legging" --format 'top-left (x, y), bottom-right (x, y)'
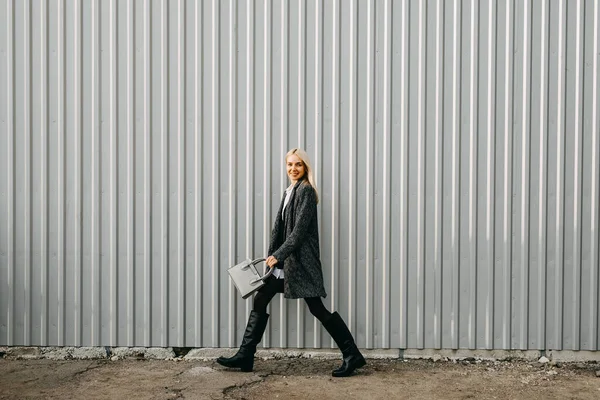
top-left (253, 276), bottom-right (332, 323)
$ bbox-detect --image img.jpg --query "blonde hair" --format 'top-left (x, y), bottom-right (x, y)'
top-left (286, 148), bottom-right (319, 204)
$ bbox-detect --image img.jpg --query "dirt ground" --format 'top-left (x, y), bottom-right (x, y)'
top-left (1, 356), bottom-right (599, 400)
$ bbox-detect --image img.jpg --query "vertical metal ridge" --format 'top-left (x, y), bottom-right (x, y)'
top-left (24, 0), bottom-right (31, 345)
top-left (145, 0), bottom-right (154, 346)
top-left (244, 0), bottom-right (252, 321)
top-left (194, 0), bottom-right (203, 347)
top-left (537, 0), bottom-right (548, 349)
top-left (93, 0), bottom-right (101, 343)
top-left (127, 0), bottom-right (135, 346)
top-left (283, 37), bottom-right (291, 352)
top-left (467, 0), bottom-right (478, 349)
top-left (227, 0), bottom-right (236, 348)
top-left (297, 0), bottom-right (305, 148)
top-left (160, 0), bottom-right (168, 347)
top-left (365, 0), bottom-right (374, 349)
top-left (210, 0), bottom-right (219, 347)
top-left (276, 0), bottom-right (286, 348)
top-left (40, 0), bottom-right (48, 346)
top-left (91, 0), bottom-right (100, 345)
top-left (519, 0), bottom-right (530, 349)
top-left (143, 0), bottom-right (151, 347)
top-left (260, 1), bottom-right (272, 345)
top-left (109, 0), bottom-right (117, 346)
top-left (554, 0), bottom-right (565, 350)
top-left (399, 0), bottom-right (408, 347)
top-left (416, 0), bottom-right (425, 349)
top-left (279, 0), bottom-right (289, 348)
top-left (74, 0), bottom-right (82, 346)
top-left (501, 0), bottom-right (512, 349)
top-left (280, 0), bottom-right (288, 169)
top-left (261, 0), bottom-right (271, 348)
top-left (485, 0), bottom-right (496, 350)
top-left (295, 5), bottom-right (303, 341)
top-left (57, 0), bottom-right (65, 346)
top-left (348, 0), bottom-right (357, 336)
top-left (294, 22), bottom-right (303, 345)
top-left (590, 0), bottom-right (599, 349)
top-left (177, 0), bottom-right (185, 348)
top-left (330, 0), bottom-right (339, 345)
top-left (145, 0), bottom-right (152, 347)
top-left (571, 0), bottom-right (583, 350)
top-left (6, 0), bottom-right (14, 346)
top-left (280, 0), bottom-right (288, 179)
top-left (313, 0), bottom-right (323, 349)
top-left (450, 0), bottom-right (460, 349)
top-left (381, 0), bottom-right (392, 349)
top-left (433, 0), bottom-right (443, 349)
top-left (284, 6), bottom-right (292, 348)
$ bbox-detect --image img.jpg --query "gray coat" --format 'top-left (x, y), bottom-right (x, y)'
top-left (268, 180), bottom-right (327, 299)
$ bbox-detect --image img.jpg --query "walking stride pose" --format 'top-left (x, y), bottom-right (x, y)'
top-left (217, 148), bottom-right (366, 377)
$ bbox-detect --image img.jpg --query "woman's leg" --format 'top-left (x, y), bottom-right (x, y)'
top-left (217, 277), bottom-right (283, 372)
top-left (304, 297), bottom-right (333, 323)
top-left (253, 277), bottom-right (284, 313)
top-left (311, 302), bottom-right (365, 378)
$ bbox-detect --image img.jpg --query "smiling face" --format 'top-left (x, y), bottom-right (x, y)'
top-left (286, 153), bottom-right (306, 184)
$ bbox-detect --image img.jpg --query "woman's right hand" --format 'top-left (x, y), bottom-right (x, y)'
top-left (266, 256), bottom-right (278, 268)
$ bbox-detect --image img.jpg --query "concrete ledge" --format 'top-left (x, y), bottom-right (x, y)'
top-left (71, 347), bottom-right (109, 360)
top-left (1, 347), bottom-right (176, 361)
top-left (3, 347), bottom-right (42, 360)
top-left (111, 347), bottom-right (147, 359)
top-left (144, 348), bottom-right (176, 360)
top-left (402, 349), bottom-right (541, 361)
top-left (547, 350), bottom-right (600, 363)
top-left (1, 347), bottom-right (599, 363)
top-left (38, 347), bottom-right (109, 360)
top-left (40, 347), bottom-right (72, 360)
top-left (184, 347), bottom-right (399, 361)
top-left (110, 347), bottom-right (176, 360)
top-left (184, 348), bottom-right (225, 360)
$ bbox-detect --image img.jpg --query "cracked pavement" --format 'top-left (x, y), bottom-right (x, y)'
top-left (0, 359), bottom-right (262, 399)
top-left (2, 357), bottom-right (600, 399)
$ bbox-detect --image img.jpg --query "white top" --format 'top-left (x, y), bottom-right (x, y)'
top-left (272, 267), bottom-right (284, 279)
top-left (282, 184), bottom-right (294, 219)
top-left (273, 184), bottom-right (294, 279)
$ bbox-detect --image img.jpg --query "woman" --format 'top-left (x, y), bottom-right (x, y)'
top-left (217, 148), bottom-right (366, 377)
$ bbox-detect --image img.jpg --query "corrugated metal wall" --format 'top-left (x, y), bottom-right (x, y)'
top-left (1, 0), bottom-right (599, 351)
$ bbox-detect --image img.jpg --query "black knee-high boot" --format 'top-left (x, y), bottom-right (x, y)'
top-left (323, 312), bottom-right (366, 377)
top-left (216, 310), bottom-right (269, 372)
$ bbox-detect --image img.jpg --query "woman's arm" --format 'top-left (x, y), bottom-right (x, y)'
top-left (271, 183), bottom-right (317, 263)
top-left (267, 193), bottom-right (286, 256)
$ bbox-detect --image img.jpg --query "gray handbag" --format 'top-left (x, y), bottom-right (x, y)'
top-left (227, 258), bottom-right (274, 299)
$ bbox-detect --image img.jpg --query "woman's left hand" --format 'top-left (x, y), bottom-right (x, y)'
top-left (266, 256), bottom-right (278, 268)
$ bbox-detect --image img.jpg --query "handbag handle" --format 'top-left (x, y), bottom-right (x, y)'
top-left (245, 258), bottom-right (274, 284)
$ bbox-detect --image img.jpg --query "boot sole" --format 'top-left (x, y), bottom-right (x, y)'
top-left (332, 358), bottom-right (366, 377)
top-left (216, 358), bottom-right (254, 372)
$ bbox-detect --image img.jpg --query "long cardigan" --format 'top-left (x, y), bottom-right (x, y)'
top-left (268, 180), bottom-right (327, 299)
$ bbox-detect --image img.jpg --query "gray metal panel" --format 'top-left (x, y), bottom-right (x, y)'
top-left (582, 0), bottom-right (600, 351)
top-left (1, 0), bottom-right (600, 351)
top-left (547, 0), bottom-right (565, 351)
top-left (476, 0), bottom-right (497, 350)
top-left (0, 0), bottom-right (11, 348)
top-left (528, 0), bottom-right (548, 351)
